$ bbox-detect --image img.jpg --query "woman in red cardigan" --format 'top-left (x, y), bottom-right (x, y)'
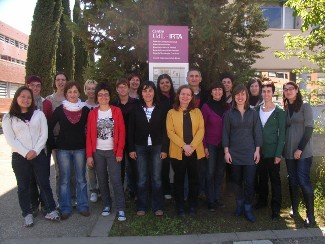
top-left (86, 82), bottom-right (126, 221)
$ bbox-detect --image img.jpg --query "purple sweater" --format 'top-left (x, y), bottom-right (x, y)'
top-left (201, 103), bottom-right (225, 148)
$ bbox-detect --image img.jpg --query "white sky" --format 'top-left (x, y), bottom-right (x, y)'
top-left (0, 0), bottom-right (75, 35)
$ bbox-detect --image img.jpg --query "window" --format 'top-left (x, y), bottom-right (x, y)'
top-left (261, 6), bottom-right (299, 29)
top-left (0, 81), bottom-right (7, 98)
top-left (0, 34), bottom-right (4, 42)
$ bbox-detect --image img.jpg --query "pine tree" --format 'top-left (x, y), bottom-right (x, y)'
top-left (26, 0), bottom-right (63, 96)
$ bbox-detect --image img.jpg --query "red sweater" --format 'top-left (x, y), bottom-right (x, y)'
top-left (86, 106), bottom-right (125, 158)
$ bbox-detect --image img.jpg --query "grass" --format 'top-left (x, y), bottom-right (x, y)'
top-left (109, 157), bottom-right (325, 236)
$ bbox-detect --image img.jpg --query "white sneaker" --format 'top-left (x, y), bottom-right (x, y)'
top-left (24, 214), bottom-right (34, 227)
top-left (45, 210), bottom-right (61, 221)
top-left (164, 194), bottom-right (172, 200)
top-left (90, 193), bottom-right (98, 203)
top-left (117, 211), bottom-right (126, 221)
top-left (101, 206), bottom-right (111, 216)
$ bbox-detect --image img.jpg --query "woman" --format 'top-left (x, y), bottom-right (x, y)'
top-left (255, 81), bottom-right (285, 220)
top-left (201, 81), bottom-right (228, 211)
top-left (166, 85), bottom-right (205, 216)
top-left (222, 84), bottom-right (263, 223)
top-left (157, 74), bottom-right (176, 200)
top-left (283, 81), bottom-right (316, 227)
top-left (84, 79), bottom-right (100, 203)
top-left (128, 80), bottom-right (168, 216)
top-left (128, 73), bottom-right (142, 99)
top-left (49, 82), bottom-right (90, 220)
top-left (86, 83), bottom-right (126, 221)
top-left (247, 77), bottom-right (263, 108)
top-left (3, 87), bottom-right (60, 227)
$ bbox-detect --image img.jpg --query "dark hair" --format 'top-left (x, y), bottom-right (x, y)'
top-left (26, 75), bottom-right (42, 85)
top-left (156, 74), bottom-right (176, 100)
top-left (64, 81), bottom-right (81, 98)
top-left (261, 80), bottom-right (275, 93)
top-left (187, 67), bottom-right (201, 77)
top-left (127, 73), bottom-right (142, 83)
top-left (53, 72), bottom-right (68, 92)
top-left (220, 71), bottom-right (234, 83)
top-left (138, 80), bottom-right (158, 107)
top-left (115, 78), bottom-right (129, 88)
top-left (95, 82), bottom-right (112, 103)
top-left (207, 81), bottom-right (227, 107)
top-left (283, 81), bottom-right (303, 112)
top-left (9, 86), bottom-right (35, 117)
top-left (246, 77), bottom-right (262, 95)
top-left (173, 85), bottom-right (196, 111)
top-left (232, 84), bottom-right (250, 110)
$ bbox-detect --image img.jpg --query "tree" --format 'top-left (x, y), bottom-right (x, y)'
top-left (56, 0), bottom-right (75, 81)
top-left (26, 0), bottom-right (63, 96)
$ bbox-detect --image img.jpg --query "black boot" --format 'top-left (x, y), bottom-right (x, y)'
top-left (303, 193), bottom-right (316, 228)
top-left (288, 184), bottom-right (299, 218)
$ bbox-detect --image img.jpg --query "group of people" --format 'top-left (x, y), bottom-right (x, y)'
top-left (2, 68), bottom-right (316, 229)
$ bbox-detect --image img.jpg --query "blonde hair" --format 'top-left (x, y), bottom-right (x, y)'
top-left (84, 79), bottom-right (98, 93)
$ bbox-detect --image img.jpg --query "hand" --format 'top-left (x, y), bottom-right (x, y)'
top-left (87, 157), bottom-right (94, 168)
top-left (160, 152), bottom-right (167, 160)
top-left (182, 144), bottom-right (194, 157)
top-left (116, 156), bottom-right (123, 163)
top-left (294, 149), bottom-right (302, 160)
top-left (204, 148), bottom-right (209, 159)
top-left (274, 157), bottom-right (281, 164)
top-left (224, 152), bottom-right (232, 164)
top-left (129, 151), bottom-right (137, 160)
top-left (26, 150), bottom-right (37, 160)
top-left (254, 150), bottom-right (260, 164)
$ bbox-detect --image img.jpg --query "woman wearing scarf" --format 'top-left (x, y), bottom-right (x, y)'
top-left (49, 82), bottom-right (90, 220)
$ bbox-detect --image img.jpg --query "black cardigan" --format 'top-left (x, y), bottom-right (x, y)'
top-left (128, 103), bottom-right (168, 153)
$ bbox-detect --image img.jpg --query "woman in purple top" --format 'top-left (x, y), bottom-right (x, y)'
top-left (201, 81), bottom-right (229, 211)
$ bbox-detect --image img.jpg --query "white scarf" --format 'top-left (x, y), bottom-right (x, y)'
top-left (62, 99), bottom-right (85, 111)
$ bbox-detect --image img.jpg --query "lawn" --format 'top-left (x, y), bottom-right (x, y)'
top-left (109, 157), bottom-right (325, 236)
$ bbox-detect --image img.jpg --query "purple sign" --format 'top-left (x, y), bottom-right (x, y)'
top-left (149, 25), bottom-right (188, 63)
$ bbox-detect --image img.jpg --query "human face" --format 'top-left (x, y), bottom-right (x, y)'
top-left (186, 71), bottom-right (202, 88)
top-left (159, 78), bottom-right (172, 94)
top-left (55, 74), bottom-right (67, 92)
top-left (97, 89), bottom-right (110, 106)
top-left (66, 85), bottom-right (80, 103)
top-left (17, 90), bottom-right (33, 112)
top-left (283, 84), bottom-right (298, 102)
top-left (129, 76), bottom-right (140, 90)
top-left (179, 88), bottom-right (193, 108)
top-left (261, 86), bottom-right (274, 103)
top-left (211, 87), bottom-right (223, 101)
top-left (222, 78), bottom-right (232, 94)
top-left (28, 81), bottom-right (42, 97)
top-left (85, 84), bottom-right (96, 99)
top-left (249, 81), bottom-right (260, 96)
top-left (116, 84), bottom-right (129, 97)
top-left (142, 86), bottom-right (155, 105)
top-left (234, 90), bottom-right (247, 107)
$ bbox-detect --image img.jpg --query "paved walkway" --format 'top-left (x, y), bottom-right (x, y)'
top-left (0, 134), bottom-right (324, 244)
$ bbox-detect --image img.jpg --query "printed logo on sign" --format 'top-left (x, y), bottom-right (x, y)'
top-left (169, 34), bottom-right (182, 39)
top-left (152, 29), bottom-right (165, 39)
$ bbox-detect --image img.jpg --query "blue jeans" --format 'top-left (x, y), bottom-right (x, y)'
top-left (135, 145), bottom-right (163, 212)
top-left (206, 144), bottom-right (225, 203)
top-left (12, 150), bottom-right (56, 217)
top-left (56, 149), bottom-right (88, 214)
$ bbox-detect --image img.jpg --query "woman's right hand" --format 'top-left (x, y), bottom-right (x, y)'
top-left (224, 152), bottom-right (232, 164)
top-left (87, 157), bottom-right (94, 168)
top-left (129, 151), bottom-right (137, 160)
top-left (204, 148), bottom-right (209, 159)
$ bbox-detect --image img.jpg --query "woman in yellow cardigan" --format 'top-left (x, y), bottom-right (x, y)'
top-left (166, 85), bottom-right (205, 216)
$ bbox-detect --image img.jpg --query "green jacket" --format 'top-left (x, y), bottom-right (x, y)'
top-left (256, 104), bottom-right (286, 158)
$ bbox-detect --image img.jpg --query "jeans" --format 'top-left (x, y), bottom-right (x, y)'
top-left (12, 150), bottom-right (56, 217)
top-left (87, 166), bottom-right (98, 193)
top-left (125, 151), bottom-right (137, 197)
top-left (171, 152), bottom-right (199, 209)
top-left (93, 149), bottom-right (125, 211)
top-left (231, 164), bottom-right (256, 205)
top-left (199, 157), bottom-right (207, 196)
top-left (256, 157), bottom-right (282, 212)
top-left (286, 157), bottom-right (314, 196)
top-left (206, 144), bottom-right (225, 203)
top-left (135, 144), bottom-right (163, 212)
top-left (56, 149), bottom-right (88, 214)
top-left (162, 157), bottom-right (171, 195)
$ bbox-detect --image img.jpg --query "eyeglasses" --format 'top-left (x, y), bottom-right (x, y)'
top-left (97, 93), bottom-right (110, 98)
top-left (28, 84), bottom-right (41, 89)
top-left (283, 87), bottom-right (296, 92)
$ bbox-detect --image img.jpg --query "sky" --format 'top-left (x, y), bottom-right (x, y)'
top-left (0, 0), bottom-right (75, 35)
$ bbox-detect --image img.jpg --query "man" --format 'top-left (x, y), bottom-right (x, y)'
top-left (111, 78), bottom-right (138, 199)
top-left (26, 75), bottom-right (53, 216)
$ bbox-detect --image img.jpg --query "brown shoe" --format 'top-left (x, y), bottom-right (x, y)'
top-left (155, 210), bottom-right (163, 216)
top-left (136, 210), bottom-right (145, 216)
top-left (80, 211), bottom-right (90, 217)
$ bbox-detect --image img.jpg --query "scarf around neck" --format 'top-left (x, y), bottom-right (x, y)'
top-left (62, 99), bottom-right (85, 111)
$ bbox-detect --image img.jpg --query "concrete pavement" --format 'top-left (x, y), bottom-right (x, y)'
top-left (0, 134), bottom-right (324, 243)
